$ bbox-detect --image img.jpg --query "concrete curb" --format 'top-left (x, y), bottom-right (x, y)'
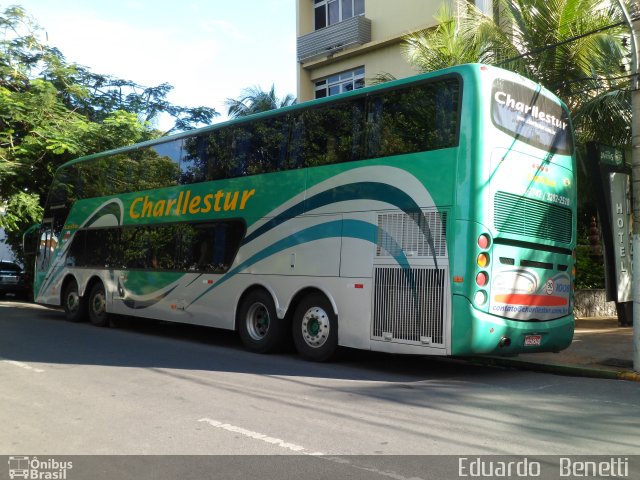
top-left (466, 356), bottom-right (640, 382)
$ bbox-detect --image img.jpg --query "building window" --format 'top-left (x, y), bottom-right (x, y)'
top-left (314, 0), bottom-right (365, 30)
top-left (474, 0), bottom-right (492, 16)
top-left (315, 67), bottom-right (365, 99)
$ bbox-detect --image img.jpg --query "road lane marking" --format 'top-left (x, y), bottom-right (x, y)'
top-left (198, 418), bottom-right (425, 479)
top-left (1, 359), bottom-right (45, 373)
top-left (197, 418), bottom-right (324, 455)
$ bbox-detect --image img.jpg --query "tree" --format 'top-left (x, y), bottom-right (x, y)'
top-left (225, 85), bottom-right (296, 118)
top-left (0, 6), bottom-right (218, 259)
top-left (402, 4), bottom-right (484, 73)
top-left (402, 0), bottom-right (629, 145)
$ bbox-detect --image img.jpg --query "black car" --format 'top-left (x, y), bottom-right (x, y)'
top-left (0, 260), bottom-right (30, 299)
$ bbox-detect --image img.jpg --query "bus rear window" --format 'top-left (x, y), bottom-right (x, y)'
top-left (491, 79), bottom-right (573, 155)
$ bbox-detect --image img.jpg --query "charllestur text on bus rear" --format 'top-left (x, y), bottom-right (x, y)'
top-left (494, 91), bottom-right (568, 131)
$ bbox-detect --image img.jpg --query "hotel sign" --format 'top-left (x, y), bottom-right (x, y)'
top-left (609, 172), bottom-right (633, 302)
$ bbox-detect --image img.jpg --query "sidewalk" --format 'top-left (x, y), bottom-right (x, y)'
top-left (472, 318), bottom-right (640, 382)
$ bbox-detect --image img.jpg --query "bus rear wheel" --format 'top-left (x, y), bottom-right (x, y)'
top-left (88, 282), bottom-right (110, 327)
top-left (62, 279), bottom-right (87, 322)
top-left (237, 290), bottom-right (285, 353)
top-left (292, 293), bottom-right (338, 362)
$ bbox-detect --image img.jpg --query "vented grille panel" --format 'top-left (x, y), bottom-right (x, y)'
top-left (372, 267), bottom-right (445, 345)
top-left (376, 211), bottom-right (447, 257)
top-left (494, 192), bottom-right (572, 243)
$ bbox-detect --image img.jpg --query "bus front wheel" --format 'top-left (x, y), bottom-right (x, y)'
top-left (62, 279), bottom-right (87, 322)
top-left (237, 290), bottom-right (285, 353)
top-left (88, 282), bottom-right (110, 327)
top-left (292, 293), bottom-right (338, 362)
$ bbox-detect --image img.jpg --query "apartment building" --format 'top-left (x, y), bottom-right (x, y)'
top-left (295, 0), bottom-right (491, 102)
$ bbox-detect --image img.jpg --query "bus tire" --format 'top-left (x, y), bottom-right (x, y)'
top-left (292, 293), bottom-right (338, 362)
top-left (88, 282), bottom-right (110, 327)
top-left (62, 279), bottom-right (87, 322)
top-left (237, 289), bottom-right (285, 353)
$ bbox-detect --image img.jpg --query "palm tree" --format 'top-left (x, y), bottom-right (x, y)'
top-left (403, 0), bottom-right (629, 144)
top-left (402, 4), bottom-right (483, 72)
top-left (225, 85), bottom-right (296, 118)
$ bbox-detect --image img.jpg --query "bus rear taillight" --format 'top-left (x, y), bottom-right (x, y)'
top-left (476, 272), bottom-right (488, 287)
top-left (477, 253), bottom-right (490, 268)
top-left (478, 234), bottom-right (491, 249)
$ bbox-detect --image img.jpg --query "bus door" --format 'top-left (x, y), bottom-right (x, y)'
top-left (35, 219), bottom-right (57, 293)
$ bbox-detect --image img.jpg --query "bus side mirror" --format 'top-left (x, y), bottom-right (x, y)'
top-left (22, 223), bottom-right (40, 257)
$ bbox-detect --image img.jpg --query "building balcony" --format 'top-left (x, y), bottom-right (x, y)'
top-left (297, 15), bottom-right (372, 63)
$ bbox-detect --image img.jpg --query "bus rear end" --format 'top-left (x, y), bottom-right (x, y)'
top-left (453, 66), bottom-right (576, 356)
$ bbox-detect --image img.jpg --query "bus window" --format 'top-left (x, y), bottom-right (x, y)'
top-left (134, 140), bottom-right (182, 190)
top-left (230, 125), bottom-right (252, 177)
top-left (37, 221), bottom-right (57, 272)
top-left (366, 79), bottom-right (460, 158)
top-left (122, 228), bottom-right (149, 270)
top-left (178, 221), bottom-right (245, 273)
top-left (245, 116), bottom-right (290, 174)
top-left (22, 224), bottom-right (41, 257)
top-left (147, 225), bottom-right (179, 270)
top-left (301, 100), bottom-right (365, 167)
top-left (67, 230), bottom-right (86, 267)
top-left (204, 129), bottom-right (234, 181)
top-left (181, 135), bottom-right (209, 184)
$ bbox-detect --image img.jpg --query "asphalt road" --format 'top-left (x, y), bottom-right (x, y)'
top-left (0, 299), bottom-right (638, 478)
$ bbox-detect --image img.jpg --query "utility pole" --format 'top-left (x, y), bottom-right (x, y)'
top-left (615, 0), bottom-right (640, 372)
top-left (633, 2), bottom-right (640, 374)
top-left (627, 0), bottom-right (640, 372)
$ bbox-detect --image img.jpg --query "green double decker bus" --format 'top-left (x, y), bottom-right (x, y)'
top-left (30, 64), bottom-right (576, 361)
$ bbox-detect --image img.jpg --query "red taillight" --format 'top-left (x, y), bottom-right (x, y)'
top-left (478, 234), bottom-right (490, 249)
top-left (476, 272), bottom-right (488, 287)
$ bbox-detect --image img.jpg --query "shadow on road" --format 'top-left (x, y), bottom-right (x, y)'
top-left (0, 299), bottom-right (496, 382)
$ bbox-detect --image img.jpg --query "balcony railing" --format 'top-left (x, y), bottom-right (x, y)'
top-left (297, 15), bottom-right (372, 62)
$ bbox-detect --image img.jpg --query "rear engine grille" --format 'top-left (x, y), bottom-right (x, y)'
top-left (376, 211), bottom-right (447, 258)
top-left (372, 267), bottom-right (445, 345)
top-left (494, 192), bottom-right (572, 243)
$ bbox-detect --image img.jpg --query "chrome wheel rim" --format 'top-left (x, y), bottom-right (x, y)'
top-left (66, 290), bottom-right (79, 313)
top-left (301, 306), bottom-right (330, 348)
top-left (246, 302), bottom-right (270, 341)
top-left (91, 290), bottom-right (106, 317)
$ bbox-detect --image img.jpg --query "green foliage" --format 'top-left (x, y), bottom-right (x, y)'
top-left (0, 5), bottom-right (223, 259)
top-left (403, 4), bottom-right (484, 72)
top-left (0, 192), bottom-right (43, 264)
top-left (225, 85), bottom-right (296, 118)
top-left (576, 214), bottom-right (605, 289)
top-left (575, 245), bottom-right (605, 289)
top-left (0, 192), bottom-right (42, 232)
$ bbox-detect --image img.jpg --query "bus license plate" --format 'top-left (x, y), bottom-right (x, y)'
top-left (524, 335), bottom-right (542, 346)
